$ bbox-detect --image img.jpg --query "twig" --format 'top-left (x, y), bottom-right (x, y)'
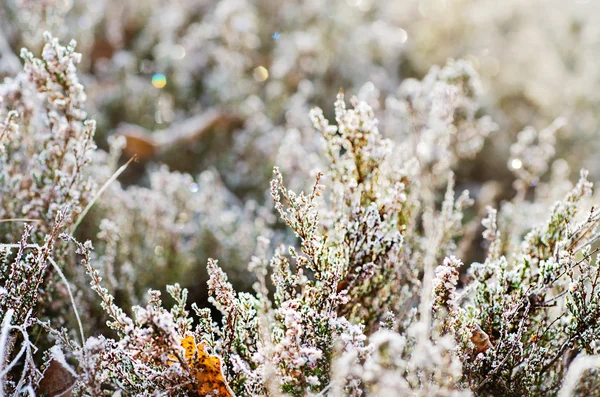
top-left (540, 336), bottom-right (574, 375)
top-left (552, 247), bottom-right (600, 284)
top-left (542, 290), bottom-right (569, 306)
top-left (0, 218), bottom-right (41, 224)
top-left (0, 244), bottom-right (85, 347)
top-left (477, 299), bottom-right (531, 391)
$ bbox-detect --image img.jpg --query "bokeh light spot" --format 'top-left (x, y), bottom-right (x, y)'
top-left (399, 28), bottom-right (408, 43)
top-left (253, 66), bottom-right (269, 82)
top-left (152, 73), bottom-right (167, 88)
top-left (172, 45), bottom-right (186, 60)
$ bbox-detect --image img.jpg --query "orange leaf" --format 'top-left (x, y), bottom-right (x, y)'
top-left (176, 335), bottom-right (235, 397)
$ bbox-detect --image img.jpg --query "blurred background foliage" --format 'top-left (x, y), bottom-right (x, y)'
top-left (2, 0), bottom-right (599, 332)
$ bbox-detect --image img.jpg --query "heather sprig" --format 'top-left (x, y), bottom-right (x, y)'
top-left (4, 19), bottom-right (600, 396)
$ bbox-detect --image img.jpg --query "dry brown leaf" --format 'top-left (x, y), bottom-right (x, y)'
top-left (37, 359), bottom-right (76, 397)
top-left (471, 324), bottom-right (493, 355)
top-left (172, 335), bottom-right (236, 397)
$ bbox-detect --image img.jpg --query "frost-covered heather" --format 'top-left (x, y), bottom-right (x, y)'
top-left (2, 2), bottom-right (600, 397)
top-left (4, 0), bottom-right (600, 186)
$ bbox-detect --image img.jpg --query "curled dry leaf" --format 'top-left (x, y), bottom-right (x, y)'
top-left (470, 324), bottom-right (493, 355)
top-left (116, 109), bottom-right (244, 160)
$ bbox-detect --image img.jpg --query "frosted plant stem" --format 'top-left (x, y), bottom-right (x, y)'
top-left (0, 309), bottom-right (14, 397)
top-left (0, 244), bottom-right (85, 346)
